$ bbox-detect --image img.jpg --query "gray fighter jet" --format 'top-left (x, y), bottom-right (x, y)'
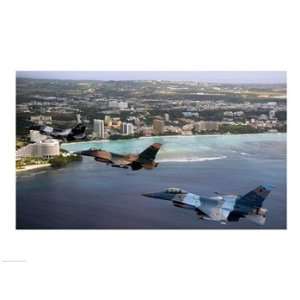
top-left (30, 123), bottom-right (86, 141)
top-left (143, 185), bottom-right (273, 225)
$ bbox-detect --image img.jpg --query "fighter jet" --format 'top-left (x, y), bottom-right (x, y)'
top-left (30, 123), bottom-right (86, 141)
top-left (78, 143), bottom-right (162, 171)
top-left (143, 185), bottom-right (273, 225)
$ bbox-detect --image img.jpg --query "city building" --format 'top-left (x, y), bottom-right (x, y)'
top-left (182, 112), bottom-right (199, 118)
top-left (164, 125), bottom-right (181, 134)
top-left (194, 121), bottom-right (220, 132)
top-left (111, 117), bottom-right (122, 129)
top-left (29, 130), bottom-right (47, 143)
top-left (164, 113), bottom-right (170, 122)
top-left (269, 110), bottom-right (276, 119)
top-left (93, 119), bottom-right (105, 138)
top-left (30, 115), bottom-right (52, 125)
top-left (182, 124), bottom-right (194, 131)
top-left (16, 139), bottom-right (60, 158)
top-left (223, 111), bottom-right (234, 117)
top-left (258, 114), bottom-right (268, 121)
top-left (104, 115), bottom-right (112, 126)
top-left (118, 101), bottom-right (128, 110)
top-left (233, 111), bottom-right (244, 117)
top-left (122, 122), bottom-right (134, 135)
top-left (108, 100), bottom-right (118, 108)
top-left (141, 127), bottom-right (153, 137)
top-left (108, 101), bottom-right (128, 110)
top-left (16, 104), bottom-right (30, 113)
top-left (76, 114), bottom-right (81, 123)
top-left (153, 119), bottom-right (165, 135)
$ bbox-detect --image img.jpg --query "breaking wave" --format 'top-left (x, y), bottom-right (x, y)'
top-left (240, 152), bottom-right (251, 156)
top-left (17, 170), bottom-right (47, 178)
top-left (157, 156), bottom-right (227, 163)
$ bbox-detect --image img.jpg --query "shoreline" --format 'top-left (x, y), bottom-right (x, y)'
top-left (62, 132), bottom-right (286, 146)
top-left (16, 163), bottom-right (51, 173)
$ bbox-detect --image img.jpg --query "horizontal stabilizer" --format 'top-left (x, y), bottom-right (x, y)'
top-left (245, 213), bottom-right (267, 225)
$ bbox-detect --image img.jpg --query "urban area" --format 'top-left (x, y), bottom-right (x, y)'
top-left (16, 78), bottom-right (286, 171)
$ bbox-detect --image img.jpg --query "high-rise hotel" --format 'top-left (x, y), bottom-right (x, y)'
top-left (93, 119), bottom-right (105, 139)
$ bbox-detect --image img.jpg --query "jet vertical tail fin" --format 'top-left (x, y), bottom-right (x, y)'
top-left (237, 185), bottom-right (273, 209)
top-left (138, 143), bottom-right (162, 163)
top-left (71, 123), bottom-right (86, 135)
top-left (130, 143), bottom-right (162, 170)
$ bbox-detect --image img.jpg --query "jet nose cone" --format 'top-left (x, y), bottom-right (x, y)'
top-left (142, 192), bottom-right (162, 198)
top-left (142, 193), bottom-right (154, 198)
top-left (142, 192), bottom-right (167, 199)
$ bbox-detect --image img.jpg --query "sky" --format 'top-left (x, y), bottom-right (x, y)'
top-left (16, 71), bottom-right (286, 84)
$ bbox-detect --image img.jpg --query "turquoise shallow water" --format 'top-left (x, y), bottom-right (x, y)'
top-left (62, 133), bottom-right (286, 162)
top-left (17, 133), bottom-right (286, 229)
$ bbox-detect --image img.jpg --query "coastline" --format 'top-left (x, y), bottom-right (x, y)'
top-left (16, 163), bottom-right (51, 173)
top-left (61, 132), bottom-right (286, 147)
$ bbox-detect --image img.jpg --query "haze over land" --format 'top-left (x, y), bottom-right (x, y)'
top-left (16, 71), bottom-right (286, 84)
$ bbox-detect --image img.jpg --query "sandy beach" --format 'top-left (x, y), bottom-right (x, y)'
top-left (16, 163), bottom-right (51, 173)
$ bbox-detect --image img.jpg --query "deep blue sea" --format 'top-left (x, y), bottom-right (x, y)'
top-left (16, 133), bottom-right (286, 229)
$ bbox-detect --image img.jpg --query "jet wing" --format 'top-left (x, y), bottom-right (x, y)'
top-left (80, 149), bottom-right (138, 168)
top-left (41, 126), bottom-right (54, 134)
top-left (194, 197), bottom-right (232, 221)
top-left (109, 153), bottom-right (137, 166)
top-left (173, 193), bottom-right (216, 218)
top-left (93, 151), bottom-right (132, 166)
top-left (52, 128), bottom-right (72, 137)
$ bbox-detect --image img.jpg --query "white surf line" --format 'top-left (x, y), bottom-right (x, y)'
top-left (157, 156), bottom-right (227, 162)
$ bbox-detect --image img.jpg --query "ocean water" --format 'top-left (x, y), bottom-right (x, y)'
top-left (16, 133), bottom-right (286, 229)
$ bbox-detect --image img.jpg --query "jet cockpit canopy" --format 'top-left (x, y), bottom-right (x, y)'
top-left (165, 187), bottom-right (187, 194)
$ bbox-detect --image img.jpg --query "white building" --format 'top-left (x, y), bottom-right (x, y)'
top-left (269, 110), bottom-right (276, 119)
top-left (122, 123), bottom-right (134, 135)
top-left (93, 119), bottom-right (105, 138)
top-left (118, 101), bottom-right (128, 110)
top-left (233, 111), bottom-right (244, 117)
top-left (16, 139), bottom-right (60, 158)
top-left (108, 100), bottom-right (119, 108)
top-left (29, 130), bottom-right (48, 143)
top-left (223, 111), bottom-right (234, 117)
top-left (108, 101), bottom-right (128, 110)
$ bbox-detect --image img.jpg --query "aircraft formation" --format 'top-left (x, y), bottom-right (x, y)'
top-left (27, 122), bottom-right (273, 225)
top-left (77, 143), bottom-right (272, 225)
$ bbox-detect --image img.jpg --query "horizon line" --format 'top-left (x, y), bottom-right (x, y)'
top-left (16, 71), bottom-right (286, 84)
